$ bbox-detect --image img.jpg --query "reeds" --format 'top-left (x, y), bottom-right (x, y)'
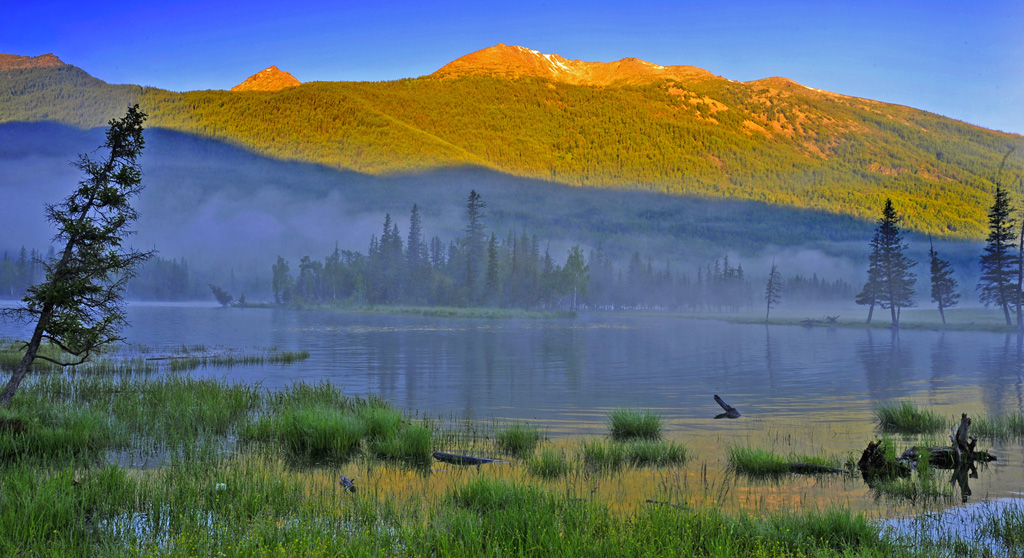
top-left (727, 446), bottom-right (842, 478)
top-left (607, 408), bottom-right (663, 441)
top-left (875, 401), bottom-right (947, 434)
top-left (494, 421), bottom-right (542, 457)
top-left (526, 448), bottom-right (571, 478)
top-left (973, 412), bottom-right (1024, 439)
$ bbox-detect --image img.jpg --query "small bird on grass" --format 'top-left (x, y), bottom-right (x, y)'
top-left (339, 475), bottom-right (356, 493)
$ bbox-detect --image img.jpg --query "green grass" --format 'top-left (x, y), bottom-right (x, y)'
top-left (608, 408), bottom-right (663, 441)
top-left (581, 439), bottom-right (628, 471)
top-left (279, 405), bottom-right (366, 461)
top-left (728, 446), bottom-right (844, 478)
top-left (875, 401), bottom-right (948, 434)
top-left (973, 412), bottom-right (1024, 439)
top-left (494, 421), bottom-right (542, 457)
top-left (526, 448), bottom-right (571, 478)
top-left (368, 424), bottom-right (433, 468)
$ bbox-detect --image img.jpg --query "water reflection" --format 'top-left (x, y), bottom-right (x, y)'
top-left (858, 328), bottom-right (915, 401)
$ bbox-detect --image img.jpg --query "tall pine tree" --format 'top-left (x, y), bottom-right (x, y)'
top-left (928, 242), bottom-right (960, 325)
top-left (857, 199), bottom-right (916, 326)
top-left (977, 186), bottom-right (1019, 325)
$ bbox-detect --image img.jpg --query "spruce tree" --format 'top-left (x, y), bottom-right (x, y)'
top-left (464, 190), bottom-right (487, 303)
top-left (928, 243), bottom-right (960, 325)
top-left (764, 261), bottom-right (782, 322)
top-left (977, 186), bottom-right (1019, 325)
top-left (857, 198), bottom-right (916, 327)
top-left (0, 105), bottom-right (152, 406)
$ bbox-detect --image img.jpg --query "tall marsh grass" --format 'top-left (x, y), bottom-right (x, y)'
top-left (494, 421), bottom-right (541, 456)
top-left (973, 412), bottom-right (1024, 439)
top-left (608, 408), bottom-right (663, 440)
top-left (875, 401), bottom-right (947, 434)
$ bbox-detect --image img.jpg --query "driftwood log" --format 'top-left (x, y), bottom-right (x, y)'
top-left (432, 451), bottom-right (504, 466)
top-left (859, 413), bottom-right (996, 502)
top-left (713, 395), bottom-right (741, 419)
top-left (857, 440), bottom-right (911, 479)
top-left (788, 462), bottom-right (848, 475)
top-left (897, 413), bottom-right (996, 466)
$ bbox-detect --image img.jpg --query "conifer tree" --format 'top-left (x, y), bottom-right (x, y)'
top-left (928, 242), bottom-right (959, 325)
top-left (0, 105), bottom-right (152, 406)
top-left (977, 186), bottom-right (1019, 325)
top-left (484, 233), bottom-right (499, 304)
top-left (764, 261), bottom-right (782, 322)
top-left (464, 190), bottom-right (487, 303)
top-left (563, 245), bottom-right (589, 312)
top-left (857, 198), bottom-right (916, 327)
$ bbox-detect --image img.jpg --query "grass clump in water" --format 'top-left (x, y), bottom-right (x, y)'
top-left (494, 421), bottom-right (542, 457)
top-left (278, 405), bottom-right (366, 461)
top-left (608, 408), bottom-right (663, 441)
top-left (728, 446), bottom-right (843, 478)
top-left (728, 446), bottom-right (792, 477)
top-left (973, 412), bottom-right (1024, 439)
top-left (875, 401), bottom-right (947, 434)
top-left (526, 448), bottom-right (571, 478)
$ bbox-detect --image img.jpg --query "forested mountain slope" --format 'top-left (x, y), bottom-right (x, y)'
top-left (1, 45), bottom-right (1021, 240)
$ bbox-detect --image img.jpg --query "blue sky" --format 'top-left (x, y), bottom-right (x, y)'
top-left (4, 0), bottom-right (1023, 134)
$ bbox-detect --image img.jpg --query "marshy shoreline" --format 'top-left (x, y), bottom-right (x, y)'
top-left (1, 339), bottom-right (1022, 555)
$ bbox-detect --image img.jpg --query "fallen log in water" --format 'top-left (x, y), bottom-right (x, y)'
top-left (858, 413), bottom-right (996, 481)
top-left (900, 446), bottom-right (997, 469)
top-left (788, 462), bottom-right (849, 475)
top-left (432, 451), bottom-right (505, 466)
top-left (713, 395), bottom-right (741, 419)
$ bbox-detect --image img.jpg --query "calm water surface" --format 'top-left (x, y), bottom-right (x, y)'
top-left (4, 303), bottom-right (1024, 515)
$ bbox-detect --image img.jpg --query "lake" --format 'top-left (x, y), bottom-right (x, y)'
top-left (3, 303), bottom-right (1023, 516)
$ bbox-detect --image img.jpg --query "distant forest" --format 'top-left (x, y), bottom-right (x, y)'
top-left (0, 191), bottom-right (856, 311)
top-left (257, 190), bottom-right (858, 312)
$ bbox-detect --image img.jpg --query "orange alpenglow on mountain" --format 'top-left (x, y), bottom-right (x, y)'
top-left (230, 65), bottom-right (301, 92)
top-left (0, 53), bottom-right (65, 71)
top-left (431, 43), bottom-right (715, 86)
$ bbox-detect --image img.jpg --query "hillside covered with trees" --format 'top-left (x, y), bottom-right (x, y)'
top-left (1, 53), bottom-right (1021, 241)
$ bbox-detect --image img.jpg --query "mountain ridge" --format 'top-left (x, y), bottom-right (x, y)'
top-left (431, 43), bottom-right (718, 86)
top-left (0, 53), bottom-right (64, 71)
top-left (230, 65), bottom-right (301, 92)
top-left (0, 46), bottom-right (1021, 241)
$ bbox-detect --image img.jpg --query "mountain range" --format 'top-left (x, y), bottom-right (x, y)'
top-left (1, 45), bottom-right (1022, 244)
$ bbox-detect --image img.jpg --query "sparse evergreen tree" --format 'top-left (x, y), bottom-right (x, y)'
top-left (928, 242), bottom-right (960, 325)
top-left (977, 186), bottom-right (1019, 325)
top-left (764, 261), bottom-right (782, 322)
top-left (0, 105), bottom-right (152, 406)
